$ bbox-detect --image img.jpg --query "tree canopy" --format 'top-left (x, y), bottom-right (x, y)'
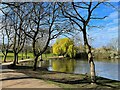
top-left (52, 38), bottom-right (77, 58)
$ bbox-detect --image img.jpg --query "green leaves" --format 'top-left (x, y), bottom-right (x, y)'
top-left (67, 45), bottom-right (77, 58)
top-left (52, 38), bottom-right (77, 58)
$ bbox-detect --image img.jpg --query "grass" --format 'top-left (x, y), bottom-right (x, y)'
top-left (0, 52), bottom-right (55, 63)
top-left (0, 52), bottom-right (33, 63)
top-left (0, 52), bottom-right (34, 57)
top-left (42, 53), bottom-right (55, 60)
top-left (7, 64), bottom-right (120, 89)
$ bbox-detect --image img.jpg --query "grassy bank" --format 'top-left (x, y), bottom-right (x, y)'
top-left (7, 64), bottom-right (120, 89)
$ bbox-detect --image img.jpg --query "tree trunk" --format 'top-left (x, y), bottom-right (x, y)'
top-left (87, 45), bottom-right (96, 83)
top-left (25, 49), bottom-right (27, 58)
top-left (90, 60), bottom-right (96, 83)
top-left (13, 52), bottom-right (17, 66)
top-left (3, 50), bottom-right (8, 62)
top-left (4, 54), bottom-right (7, 62)
top-left (22, 50), bottom-right (23, 59)
top-left (33, 56), bottom-right (39, 71)
top-left (82, 28), bottom-right (96, 83)
top-left (40, 54), bottom-right (43, 61)
top-left (16, 54), bottom-right (19, 64)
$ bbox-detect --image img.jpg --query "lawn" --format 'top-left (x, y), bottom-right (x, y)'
top-left (0, 52), bottom-right (54, 63)
top-left (0, 52), bottom-right (33, 62)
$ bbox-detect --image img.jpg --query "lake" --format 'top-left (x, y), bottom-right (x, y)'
top-left (20, 58), bottom-right (119, 81)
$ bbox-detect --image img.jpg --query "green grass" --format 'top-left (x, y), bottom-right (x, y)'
top-left (0, 52), bottom-right (30, 57)
top-left (0, 52), bottom-right (55, 62)
top-left (0, 52), bottom-right (34, 62)
top-left (42, 53), bottom-right (54, 60)
top-left (0, 52), bottom-right (14, 57)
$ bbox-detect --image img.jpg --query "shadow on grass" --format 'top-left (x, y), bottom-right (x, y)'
top-left (7, 64), bottom-right (33, 69)
top-left (43, 78), bottom-right (91, 84)
top-left (96, 82), bottom-right (118, 89)
top-left (7, 64), bottom-right (48, 70)
top-left (96, 77), bottom-right (120, 83)
top-left (4, 64), bottom-right (91, 84)
top-left (96, 77), bottom-right (120, 89)
top-left (3, 64), bottom-right (120, 89)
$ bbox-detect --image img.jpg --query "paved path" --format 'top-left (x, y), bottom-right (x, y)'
top-left (1, 60), bottom-right (62, 89)
top-left (2, 59), bottom-right (33, 66)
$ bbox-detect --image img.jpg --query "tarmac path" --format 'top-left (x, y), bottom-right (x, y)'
top-left (1, 59), bottom-right (61, 89)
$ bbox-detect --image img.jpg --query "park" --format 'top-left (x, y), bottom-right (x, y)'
top-left (0, 1), bottom-right (120, 90)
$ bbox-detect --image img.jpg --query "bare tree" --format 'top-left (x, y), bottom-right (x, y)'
top-left (26, 2), bottom-right (71, 70)
top-left (0, 3), bottom-right (29, 65)
top-left (15, 2), bottom-right (70, 70)
top-left (107, 38), bottom-right (118, 51)
top-left (58, 1), bottom-right (113, 83)
top-left (24, 37), bottom-right (31, 59)
top-left (1, 2), bottom-right (71, 70)
top-left (0, 8), bottom-right (13, 62)
top-left (0, 29), bottom-right (13, 62)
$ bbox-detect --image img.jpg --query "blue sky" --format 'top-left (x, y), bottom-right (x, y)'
top-left (0, 2), bottom-right (119, 48)
top-left (87, 2), bottom-right (118, 48)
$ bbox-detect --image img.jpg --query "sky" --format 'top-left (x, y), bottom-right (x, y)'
top-left (87, 2), bottom-right (118, 48)
top-left (50, 2), bottom-right (119, 48)
top-left (0, 2), bottom-right (119, 48)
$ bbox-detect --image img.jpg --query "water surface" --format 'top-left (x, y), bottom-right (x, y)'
top-left (20, 58), bottom-right (119, 81)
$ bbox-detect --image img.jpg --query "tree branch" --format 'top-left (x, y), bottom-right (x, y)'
top-left (72, 2), bottom-right (85, 22)
top-left (90, 16), bottom-right (108, 19)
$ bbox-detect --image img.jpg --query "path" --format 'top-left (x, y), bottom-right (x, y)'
top-left (2, 59), bottom-right (33, 66)
top-left (1, 60), bottom-right (62, 89)
top-left (48, 56), bottom-right (64, 59)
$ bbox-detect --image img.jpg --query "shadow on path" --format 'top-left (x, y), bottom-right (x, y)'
top-left (1, 76), bottom-right (33, 81)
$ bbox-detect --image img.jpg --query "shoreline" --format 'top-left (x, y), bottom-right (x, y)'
top-left (2, 64), bottom-right (120, 89)
top-left (2, 58), bottom-right (119, 82)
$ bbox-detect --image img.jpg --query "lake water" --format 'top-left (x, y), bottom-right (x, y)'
top-left (48, 59), bottom-right (119, 81)
top-left (21, 58), bottom-right (120, 81)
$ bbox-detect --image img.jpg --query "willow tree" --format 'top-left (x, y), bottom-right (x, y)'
top-left (53, 38), bottom-right (77, 58)
top-left (58, 1), bottom-right (113, 83)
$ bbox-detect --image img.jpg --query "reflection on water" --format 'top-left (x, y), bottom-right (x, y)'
top-left (49, 59), bottom-right (76, 73)
top-left (20, 58), bottom-right (119, 81)
top-left (74, 60), bottom-right (89, 74)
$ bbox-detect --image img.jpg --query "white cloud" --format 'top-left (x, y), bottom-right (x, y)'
top-left (108, 26), bottom-right (118, 31)
top-left (104, 11), bottom-right (118, 31)
top-left (88, 21), bottom-right (118, 47)
top-left (105, 11), bottom-right (118, 21)
top-left (109, 11), bottom-right (118, 18)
